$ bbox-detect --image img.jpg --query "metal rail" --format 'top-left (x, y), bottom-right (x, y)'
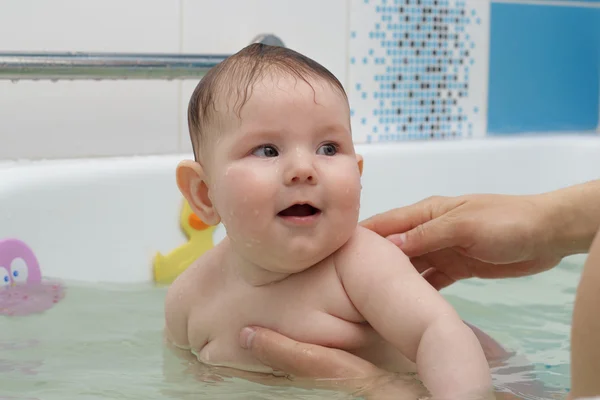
top-left (0, 34), bottom-right (284, 81)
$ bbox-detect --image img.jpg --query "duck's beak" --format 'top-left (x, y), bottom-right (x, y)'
top-left (188, 213), bottom-right (209, 230)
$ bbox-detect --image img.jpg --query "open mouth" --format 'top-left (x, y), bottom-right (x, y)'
top-left (278, 204), bottom-right (321, 218)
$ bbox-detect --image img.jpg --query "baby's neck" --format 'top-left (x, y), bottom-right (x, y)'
top-left (224, 241), bottom-right (290, 286)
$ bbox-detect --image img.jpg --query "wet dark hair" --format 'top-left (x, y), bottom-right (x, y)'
top-left (187, 43), bottom-right (348, 161)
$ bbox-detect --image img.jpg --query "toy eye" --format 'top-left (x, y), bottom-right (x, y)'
top-left (0, 267), bottom-right (9, 287)
top-left (10, 258), bottom-right (28, 284)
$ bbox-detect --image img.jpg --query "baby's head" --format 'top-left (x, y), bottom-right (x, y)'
top-left (177, 43), bottom-right (363, 273)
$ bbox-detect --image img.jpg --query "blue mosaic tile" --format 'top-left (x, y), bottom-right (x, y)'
top-left (349, 0), bottom-right (489, 143)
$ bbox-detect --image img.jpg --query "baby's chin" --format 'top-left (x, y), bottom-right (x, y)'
top-left (262, 237), bottom-right (352, 273)
top-left (227, 222), bottom-right (357, 272)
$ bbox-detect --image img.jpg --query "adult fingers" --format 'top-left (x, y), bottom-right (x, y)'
top-left (410, 249), bottom-right (472, 285)
top-left (389, 214), bottom-right (467, 257)
top-left (414, 249), bottom-right (557, 285)
top-left (240, 327), bottom-right (382, 379)
top-left (360, 196), bottom-right (450, 238)
top-left (420, 267), bottom-right (456, 291)
top-left (362, 197), bottom-right (469, 257)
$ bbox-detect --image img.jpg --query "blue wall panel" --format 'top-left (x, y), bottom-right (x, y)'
top-left (487, 3), bottom-right (599, 134)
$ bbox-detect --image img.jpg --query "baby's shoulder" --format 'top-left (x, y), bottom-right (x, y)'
top-left (163, 246), bottom-right (226, 345)
top-left (334, 225), bottom-right (407, 267)
top-left (339, 225), bottom-right (392, 251)
top-left (169, 245), bottom-right (226, 296)
top-left (166, 245), bottom-right (226, 308)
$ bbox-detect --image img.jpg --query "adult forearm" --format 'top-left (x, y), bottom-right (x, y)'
top-left (569, 226), bottom-right (600, 399)
top-left (541, 180), bottom-right (600, 257)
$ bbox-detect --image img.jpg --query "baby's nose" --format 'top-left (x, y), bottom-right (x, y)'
top-left (285, 160), bottom-right (317, 185)
top-left (290, 171), bottom-right (314, 184)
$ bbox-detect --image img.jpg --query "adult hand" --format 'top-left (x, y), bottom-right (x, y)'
top-left (360, 193), bottom-right (564, 290)
top-left (239, 327), bottom-right (429, 399)
top-left (238, 326), bottom-right (526, 400)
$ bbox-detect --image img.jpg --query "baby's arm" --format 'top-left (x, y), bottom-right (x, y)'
top-left (335, 227), bottom-right (493, 399)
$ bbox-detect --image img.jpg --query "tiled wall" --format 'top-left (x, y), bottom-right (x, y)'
top-left (0, 0), bottom-right (598, 160)
top-left (348, 0), bottom-right (490, 143)
top-left (348, 0), bottom-right (600, 143)
top-left (0, 0), bottom-right (349, 160)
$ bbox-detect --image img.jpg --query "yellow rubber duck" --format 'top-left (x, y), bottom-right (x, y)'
top-left (153, 200), bottom-right (216, 285)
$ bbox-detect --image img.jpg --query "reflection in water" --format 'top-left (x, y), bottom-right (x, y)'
top-left (0, 282), bottom-right (65, 316)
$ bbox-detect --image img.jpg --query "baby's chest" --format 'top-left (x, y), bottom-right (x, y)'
top-left (189, 266), bottom-right (371, 350)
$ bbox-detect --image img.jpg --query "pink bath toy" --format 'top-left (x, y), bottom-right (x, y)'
top-left (0, 239), bottom-right (65, 316)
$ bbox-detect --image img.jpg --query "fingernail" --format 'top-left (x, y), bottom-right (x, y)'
top-left (387, 233), bottom-right (406, 247)
top-left (240, 327), bottom-right (257, 349)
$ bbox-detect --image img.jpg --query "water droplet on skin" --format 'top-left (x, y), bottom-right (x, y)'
top-left (253, 210), bottom-right (259, 216)
top-left (243, 196), bottom-right (248, 203)
top-left (245, 243), bottom-right (253, 248)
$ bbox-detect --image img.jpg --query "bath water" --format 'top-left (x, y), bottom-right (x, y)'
top-left (0, 256), bottom-right (584, 399)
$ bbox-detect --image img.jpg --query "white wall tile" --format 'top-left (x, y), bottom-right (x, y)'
top-left (179, 81), bottom-right (197, 156)
top-left (181, 0), bottom-right (348, 83)
top-left (0, 0), bottom-right (182, 160)
top-left (179, 0), bottom-right (349, 152)
top-left (0, 81), bottom-right (180, 160)
top-left (0, 0), bottom-right (180, 52)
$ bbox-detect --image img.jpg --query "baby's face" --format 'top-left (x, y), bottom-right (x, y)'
top-left (206, 74), bottom-right (362, 273)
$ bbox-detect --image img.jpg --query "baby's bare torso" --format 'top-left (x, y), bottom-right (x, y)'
top-left (165, 240), bottom-right (416, 374)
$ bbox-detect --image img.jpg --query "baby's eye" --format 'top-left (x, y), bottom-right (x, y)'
top-left (317, 144), bottom-right (337, 156)
top-left (252, 145), bottom-right (279, 158)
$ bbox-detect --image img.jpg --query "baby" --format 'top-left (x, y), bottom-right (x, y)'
top-left (164, 43), bottom-right (494, 399)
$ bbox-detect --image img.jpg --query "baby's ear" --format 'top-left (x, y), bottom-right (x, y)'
top-left (176, 160), bottom-right (221, 226)
top-left (356, 154), bottom-right (364, 176)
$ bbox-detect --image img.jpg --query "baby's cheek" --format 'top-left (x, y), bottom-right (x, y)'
top-left (215, 167), bottom-right (274, 230)
top-left (333, 173), bottom-right (362, 209)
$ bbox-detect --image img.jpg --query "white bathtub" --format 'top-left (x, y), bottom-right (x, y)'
top-left (0, 134), bottom-right (598, 284)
